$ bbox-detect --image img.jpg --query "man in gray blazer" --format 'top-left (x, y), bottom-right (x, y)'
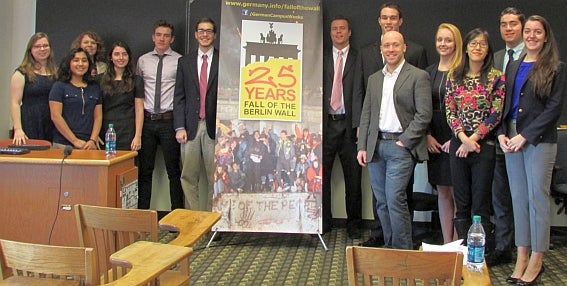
top-left (356, 31), bottom-right (432, 249)
top-left (488, 7), bottom-right (525, 266)
top-left (353, 1), bottom-right (428, 247)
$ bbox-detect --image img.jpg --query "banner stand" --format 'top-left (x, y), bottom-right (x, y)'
top-left (206, 229), bottom-right (329, 251)
top-left (214, 0), bottom-right (324, 243)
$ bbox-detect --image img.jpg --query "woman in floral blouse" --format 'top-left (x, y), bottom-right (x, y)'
top-left (445, 28), bottom-right (505, 240)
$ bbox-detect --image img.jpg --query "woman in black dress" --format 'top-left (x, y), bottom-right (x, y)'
top-left (99, 42), bottom-right (144, 151)
top-left (10, 32), bottom-right (57, 144)
top-left (425, 23), bottom-right (463, 243)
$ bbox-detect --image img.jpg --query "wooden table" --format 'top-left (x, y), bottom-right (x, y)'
top-left (105, 241), bottom-right (192, 286)
top-left (462, 262), bottom-right (491, 286)
top-left (0, 150), bottom-right (137, 246)
top-left (159, 209), bottom-right (222, 247)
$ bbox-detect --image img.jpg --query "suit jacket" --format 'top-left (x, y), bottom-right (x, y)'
top-left (322, 46), bottom-right (358, 138)
top-left (498, 55), bottom-right (566, 145)
top-left (173, 48), bottom-right (219, 140)
top-left (357, 62), bottom-right (432, 162)
top-left (493, 47), bottom-right (527, 72)
top-left (352, 39), bottom-right (428, 127)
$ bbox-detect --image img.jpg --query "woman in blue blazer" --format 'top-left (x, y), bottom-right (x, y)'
top-left (498, 15), bottom-right (566, 285)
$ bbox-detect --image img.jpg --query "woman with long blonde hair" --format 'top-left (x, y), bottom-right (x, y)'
top-left (425, 23), bottom-right (463, 243)
top-left (10, 32), bottom-right (57, 144)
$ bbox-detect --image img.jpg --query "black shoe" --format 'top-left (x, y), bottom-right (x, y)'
top-left (358, 237), bottom-right (384, 247)
top-left (486, 250), bottom-right (513, 266)
top-left (516, 264), bottom-right (545, 286)
top-left (347, 228), bottom-right (361, 239)
top-left (505, 276), bottom-right (520, 284)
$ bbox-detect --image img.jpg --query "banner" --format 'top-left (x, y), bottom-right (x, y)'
top-left (215, 0), bottom-right (322, 233)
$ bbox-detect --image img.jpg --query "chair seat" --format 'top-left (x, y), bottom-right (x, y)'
top-left (413, 192), bottom-right (438, 211)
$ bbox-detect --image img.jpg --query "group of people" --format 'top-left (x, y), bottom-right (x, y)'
top-left (10, 18), bottom-right (220, 216)
top-left (326, 3), bottom-right (563, 286)
top-left (212, 124), bottom-right (323, 197)
top-left (10, 2), bottom-right (565, 284)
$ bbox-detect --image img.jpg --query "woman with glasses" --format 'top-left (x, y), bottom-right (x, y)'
top-left (10, 32), bottom-right (57, 144)
top-left (425, 23), bottom-right (463, 243)
top-left (445, 28), bottom-right (505, 240)
top-left (498, 15), bottom-right (565, 285)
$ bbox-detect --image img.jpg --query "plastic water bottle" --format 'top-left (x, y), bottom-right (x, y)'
top-left (467, 215), bottom-right (486, 271)
top-left (105, 123), bottom-right (116, 156)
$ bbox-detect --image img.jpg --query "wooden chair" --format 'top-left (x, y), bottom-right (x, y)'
top-left (0, 238), bottom-right (98, 285)
top-left (346, 246), bottom-right (463, 286)
top-left (74, 204), bottom-right (189, 285)
top-left (158, 209), bottom-right (222, 247)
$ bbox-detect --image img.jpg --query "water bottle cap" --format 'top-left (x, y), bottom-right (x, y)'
top-left (473, 215), bottom-right (481, 223)
top-left (109, 123), bottom-right (113, 128)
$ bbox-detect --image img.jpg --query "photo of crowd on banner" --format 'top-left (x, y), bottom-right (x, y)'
top-left (213, 120), bottom-right (322, 200)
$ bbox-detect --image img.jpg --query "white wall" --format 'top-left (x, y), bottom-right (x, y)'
top-left (0, 0), bottom-right (36, 139)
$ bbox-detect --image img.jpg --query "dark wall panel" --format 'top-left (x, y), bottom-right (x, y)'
top-left (37, 0), bottom-right (567, 124)
top-left (322, 0), bottom-right (567, 65)
top-left (36, 0), bottom-right (187, 63)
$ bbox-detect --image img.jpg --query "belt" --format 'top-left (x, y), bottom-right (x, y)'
top-left (144, 110), bottom-right (173, 121)
top-left (379, 132), bottom-right (402, 140)
top-left (328, 114), bottom-right (346, 121)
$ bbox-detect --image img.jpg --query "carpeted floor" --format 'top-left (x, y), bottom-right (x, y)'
top-left (160, 227), bottom-right (567, 285)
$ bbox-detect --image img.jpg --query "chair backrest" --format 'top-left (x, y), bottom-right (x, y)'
top-left (346, 246), bottom-right (463, 286)
top-left (0, 238), bottom-right (98, 285)
top-left (74, 204), bottom-right (158, 283)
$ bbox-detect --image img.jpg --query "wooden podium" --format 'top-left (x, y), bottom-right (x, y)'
top-left (0, 150), bottom-right (137, 246)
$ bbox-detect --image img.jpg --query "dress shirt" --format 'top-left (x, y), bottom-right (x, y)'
top-left (503, 42), bottom-right (525, 72)
top-left (330, 46), bottom-right (349, 114)
top-left (137, 47), bottom-right (182, 113)
top-left (379, 59), bottom-right (405, 133)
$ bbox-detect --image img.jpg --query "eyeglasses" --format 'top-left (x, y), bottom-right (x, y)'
top-left (197, 29), bottom-right (214, 35)
top-left (468, 41), bottom-right (488, 49)
top-left (32, 44), bottom-right (50, 50)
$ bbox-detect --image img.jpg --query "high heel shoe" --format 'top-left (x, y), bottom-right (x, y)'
top-left (516, 264), bottom-right (545, 286)
top-left (505, 276), bottom-right (520, 284)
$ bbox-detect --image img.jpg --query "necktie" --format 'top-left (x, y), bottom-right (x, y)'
top-left (199, 54), bottom-right (208, 119)
top-left (505, 49), bottom-right (514, 73)
top-left (330, 50), bottom-right (343, 111)
top-left (153, 54), bottom-right (165, 113)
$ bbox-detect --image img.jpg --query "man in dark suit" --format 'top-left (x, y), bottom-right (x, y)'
top-left (353, 2), bottom-right (428, 247)
top-left (488, 7), bottom-right (525, 266)
top-left (322, 15), bottom-right (362, 239)
top-left (173, 17), bottom-right (219, 211)
top-left (356, 31), bottom-right (431, 249)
